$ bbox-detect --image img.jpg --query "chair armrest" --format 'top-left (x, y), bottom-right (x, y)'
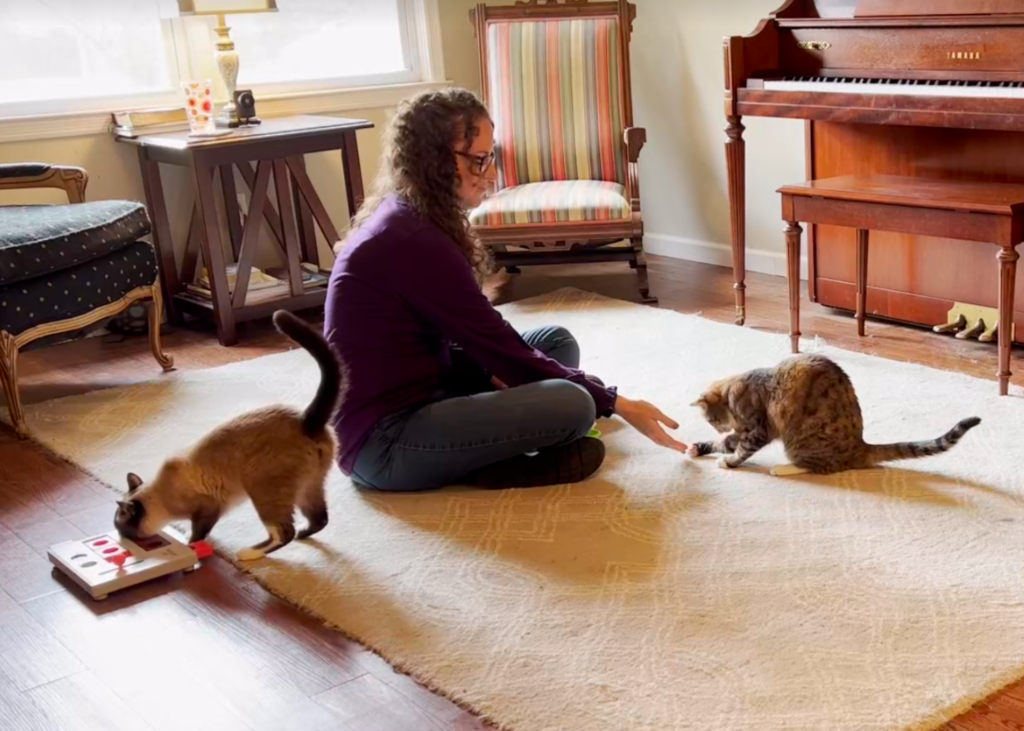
top-left (623, 128), bottom-right (646, 213)
top-left (0, 163), bottom-right (88, 203)
top-left (624, 127), bottom-right (646, 163)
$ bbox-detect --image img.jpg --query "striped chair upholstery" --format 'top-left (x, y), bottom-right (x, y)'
top-left (483, 17), bottom-right (627, 195)
top-left (469, 180), bottom-right (630, 227)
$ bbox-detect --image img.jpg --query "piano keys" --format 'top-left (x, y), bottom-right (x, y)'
top-left (724, 0), bottom-right (1024, 338)
top-left (761, 78), bottom-right (1024, 99)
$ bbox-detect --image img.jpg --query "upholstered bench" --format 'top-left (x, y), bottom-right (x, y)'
top-left (0, 163), bottom-right (173, 438)
top-left (779, 174), bottom-right (1024, 396)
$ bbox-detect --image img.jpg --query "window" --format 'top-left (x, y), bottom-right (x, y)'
top-left (0, 0), bottom-right (180, 115)
top-left (0, 0), bottom-right (443, 121)
top-left (231, 0), bottom-right (417, 91)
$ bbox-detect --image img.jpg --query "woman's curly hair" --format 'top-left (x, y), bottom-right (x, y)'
top-left (345, 87), bottom-right (494, 280)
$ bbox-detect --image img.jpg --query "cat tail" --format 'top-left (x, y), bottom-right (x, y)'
top-left (272, 310), bottom-right (347, 437)
top-left (863, 416), bottom-right (981, 465)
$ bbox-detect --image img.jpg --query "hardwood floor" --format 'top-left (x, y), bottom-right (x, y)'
top-left (2, 255), bottom-right (1021, 731)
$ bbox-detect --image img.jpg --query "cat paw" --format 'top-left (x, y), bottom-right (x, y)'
top-left (687, 444), bottom-right (701, 458)
top-left (716, 456), bottom-right (734, 470)
top-left (237, 547), bottom-right (265, 562)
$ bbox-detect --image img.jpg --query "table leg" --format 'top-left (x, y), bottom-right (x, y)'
top-left (137, 152), bottom-right (181, 325)
top-left (192, 161), bottom-right (237, 346)
top-left (998, 246), bottom-right (1019, 395)
top-left (341, 129), bottom-right (365, 218)
top-left (785, 221), bottom-right (803, 354)
top-left (856, 228), bottom-right (869, 337)
top-left (726, 116), bottom-right (746, 326)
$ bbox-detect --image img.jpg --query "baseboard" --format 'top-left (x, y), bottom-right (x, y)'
top-left (644, 232), bottom-right (808, 281)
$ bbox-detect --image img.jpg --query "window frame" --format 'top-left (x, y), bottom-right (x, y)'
top-left (0, 0), bottom-right (446, 143)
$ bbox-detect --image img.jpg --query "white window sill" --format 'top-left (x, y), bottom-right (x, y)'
top-left (0, 79), bottom-right (450, 145)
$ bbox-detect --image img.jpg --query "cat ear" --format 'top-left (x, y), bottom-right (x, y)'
top-left (703, 391), bottom-right (721, 406)
top-left (690, 398), bottom-right (703, 407)
top-left (127, 473), bottom-right (143, 494)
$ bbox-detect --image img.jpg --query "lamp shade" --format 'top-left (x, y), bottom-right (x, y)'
top-left (160, 0), bottom-right (277, 17)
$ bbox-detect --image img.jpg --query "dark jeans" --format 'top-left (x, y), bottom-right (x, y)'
top-left (351, 325), bottom-right (596, 491)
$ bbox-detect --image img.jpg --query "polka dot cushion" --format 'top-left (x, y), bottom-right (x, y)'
top-left (0, 242), bottom-right (158, 336)
top-left (0, 201), bottom-right (151, 288)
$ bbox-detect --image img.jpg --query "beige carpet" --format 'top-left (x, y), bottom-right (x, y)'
top-left (12, 288), bottom-right (1024, 731)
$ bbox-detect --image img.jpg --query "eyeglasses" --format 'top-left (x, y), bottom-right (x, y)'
top-left (455, 150), bottom-right (496, 176)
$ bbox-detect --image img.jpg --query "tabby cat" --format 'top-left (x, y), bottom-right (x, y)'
top-left (114, 310), bottom-right (346, 560)
top-left (689, 353), bottom-right (980, 476)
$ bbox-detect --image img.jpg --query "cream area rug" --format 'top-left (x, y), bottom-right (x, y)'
top-left (11, 288), bottom-right (1024, 731)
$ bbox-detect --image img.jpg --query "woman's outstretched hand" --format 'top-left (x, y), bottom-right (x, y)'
top-left (615, 395), bottom-right (689, 454)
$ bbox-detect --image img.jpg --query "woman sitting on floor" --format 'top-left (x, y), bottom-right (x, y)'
top-left (323, 87), bottom-right (687, 491)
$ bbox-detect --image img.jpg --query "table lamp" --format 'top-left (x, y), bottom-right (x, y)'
top-left (163, 0), bottom-right (278, 126)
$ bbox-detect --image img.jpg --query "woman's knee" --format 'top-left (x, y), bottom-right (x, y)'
top-left (528, 325), bottom-right (580, 368)
top-left (545, 380), bottom-right (596, 438)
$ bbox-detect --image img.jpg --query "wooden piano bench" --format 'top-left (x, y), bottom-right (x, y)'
top-left (779, 175), bottom-right (1024, 396)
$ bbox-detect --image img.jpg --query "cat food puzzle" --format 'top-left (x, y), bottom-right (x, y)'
top-left (48, 529), bottom-right (214, 601)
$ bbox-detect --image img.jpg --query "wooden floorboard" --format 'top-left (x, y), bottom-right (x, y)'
top-left (1, 255), bottom-right (1021, 730)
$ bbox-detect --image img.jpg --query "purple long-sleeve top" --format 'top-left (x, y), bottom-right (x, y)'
top-left (323, 194), bottom-right (618, 473)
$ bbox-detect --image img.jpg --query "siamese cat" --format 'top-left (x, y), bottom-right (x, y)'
top-left (115, 310), bottom-right (346, 561)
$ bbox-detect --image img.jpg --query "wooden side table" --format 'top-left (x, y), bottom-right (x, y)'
top-left (118, 114), bottom-right (373, 345)
top-left (780, 175), bottom-right (1024, 395)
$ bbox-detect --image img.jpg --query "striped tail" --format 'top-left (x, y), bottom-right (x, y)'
top-left (864, 416), bottom-right (981, 465)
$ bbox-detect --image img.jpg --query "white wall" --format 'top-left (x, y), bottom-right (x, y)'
top-left (631, 0), bottom-right (807, 277)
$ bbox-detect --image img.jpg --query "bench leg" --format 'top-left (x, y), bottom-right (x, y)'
top-left (0, 331), bottom-right (27, 439)
top-left (856, 229), bottom-right (869, 337)
top-left (998, 246), bottom-right (1019, 396)
top-left (147, 282), bottom-right (175, 372)
top-left (785, 221), bottom-right (803, 353)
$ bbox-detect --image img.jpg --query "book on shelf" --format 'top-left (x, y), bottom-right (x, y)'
top-left (186, 282), bottom-right (290, 305)
top-left (197, 264), bottom-right (284, 292)
top-left (185, 263), bottom-right (328, 305)
top-left (110, 107), bottom-right (189, 137)
top-left (263, 263), bottom-right (329, 287)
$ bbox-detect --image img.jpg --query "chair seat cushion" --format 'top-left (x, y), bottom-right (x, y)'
top-left (0, 241), bottom-right (157, 336)
top-left (469, 181), bottom-right (631, 228)
top-left (0, 200), bottom-right (151, 287)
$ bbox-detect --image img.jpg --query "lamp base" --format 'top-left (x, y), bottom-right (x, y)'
top-left (213, 16), bottom-right (241, 130)
top-left (227, 116), bottom-right (262, 129)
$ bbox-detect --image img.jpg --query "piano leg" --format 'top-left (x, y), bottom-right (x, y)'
top-left (856, 229), bottom-right (869, 337)
top-left (785, 220), bottom-right (803, 354)
top-left (725, 115), bottom-right (746, 326)
top-left (997, 246), bottom-right (1019, 396)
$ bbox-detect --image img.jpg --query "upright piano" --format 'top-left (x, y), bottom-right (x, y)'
top-left (724, 0), bottom-right (1024, 342)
